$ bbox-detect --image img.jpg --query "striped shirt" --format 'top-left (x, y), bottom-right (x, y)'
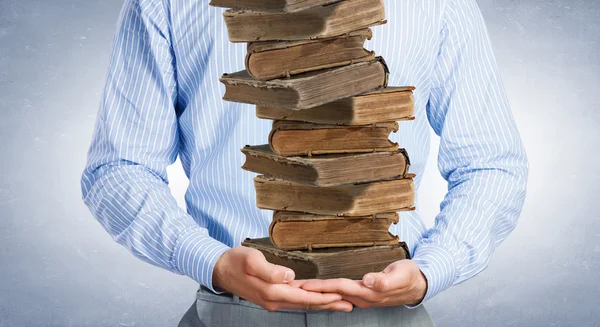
top-left (81, 0), bottom-right (528, 305)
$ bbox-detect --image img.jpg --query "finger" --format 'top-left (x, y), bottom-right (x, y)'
top-left (245, 251), bottom-right (295, 284)
top-left (302, 278), bottom-right (388, 303)
top-left (326, 300), bottom-right (354, 312)
top-left (270, 284), bottom-right (343, 304)
top-left (274, 300), bottom-right (354, 312)
top-left (300, 278), bottom-right (362, 295)
top-left (287, 279), bottom-right (310, 288)
top-left (250, 276), bottom-right (343, 305)
top-left (362, 271), bottom-right (394, 292)
top-left (363, 261), bottom-right (411, 292)
top-left (342, 295), bottom-right (405, 309)
top-left (341, 295), bottom-right (373, 309)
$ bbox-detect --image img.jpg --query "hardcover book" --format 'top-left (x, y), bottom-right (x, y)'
top-left (241, 145), bottom-right (411, 186)
top-left (222, 0), bottom-right (386, 42)
top-left (245, 29), bottom-right (375, 80)
top-left (254, 175), bottom-right (415, 216)
top-left (268, 121), bottom-right (399, 156)
top-left (256, 86), bottom-right (415, 125)
top-left (210, 0), bottom-right (341, 13)
top-left (219, 58), bottom-right (389, 110)
top-left (242, 237), bottom-right (410, 280)
top-left (269, 211), bottom-right (401, 250)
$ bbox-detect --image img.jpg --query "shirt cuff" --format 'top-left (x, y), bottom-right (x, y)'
top-left (405, 243), bottom-right (458, 308)
top-left (173, 228), bottom-right (231, 293)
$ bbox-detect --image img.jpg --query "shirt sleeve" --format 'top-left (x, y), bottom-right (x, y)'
top-left (410, 0), bottom-right (529, 305)
top-left (80, 0), bottom-right (229, 292)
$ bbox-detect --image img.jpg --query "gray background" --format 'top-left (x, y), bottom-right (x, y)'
top-left (1, 0), bottom-right (598, 326)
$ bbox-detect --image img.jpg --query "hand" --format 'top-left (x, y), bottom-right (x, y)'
top-left (213, 246), bottom-right (353, 312)
top-left (297, 259), bottom-right (427, 308)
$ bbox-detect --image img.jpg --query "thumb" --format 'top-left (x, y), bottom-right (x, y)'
top-left (362, 261), bottom-right (406, 292)
top-left (244, 250), bottom-right (296, 284)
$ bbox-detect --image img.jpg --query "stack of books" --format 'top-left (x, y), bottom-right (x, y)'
top-left (212, 0), bottom-right (417, 280)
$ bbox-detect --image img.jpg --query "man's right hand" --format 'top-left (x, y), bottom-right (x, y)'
top-left (213, 246), bottom-right (353, 312)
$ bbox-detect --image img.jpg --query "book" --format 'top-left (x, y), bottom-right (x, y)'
top-left (254, 175), bottom-right (415, 216)
top-left (242, 237), bottom-right (410, 280)
top-left (222, 0), bottom-right (386, 42)
top-left (246, 29), bottom-right (375, 80)
top-left (219, 57), bottom-right (389, 110)
top-left (268, 121), bottom-right (398, 156)
top-left (210, 0), bottom-right (341, 13)
top-left (269, 211), bottom-right (400, 250)
top-left (256, 86), bottom-right (416, 125)
top-left (241, 145), bottom-right (411, 186)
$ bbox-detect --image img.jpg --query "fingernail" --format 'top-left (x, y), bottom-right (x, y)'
top-left (364, 275), bottom-right (374, 287)
top-left (283, 271), bottom-right (291, 283)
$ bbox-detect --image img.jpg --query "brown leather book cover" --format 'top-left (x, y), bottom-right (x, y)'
top-left (269, 211), bottom-right (401, 250)
top-left (246, 29), bottom-right (375, 80)
top-left (256, 86), bottom-right (416, 125)
top-left (219, 57), bottom-right (388, 110)
top-left (222, 0), bottom-right (386, 42)
top-left (242, 237), bottom-right (410, 280)
top-left (210, 0), bottom-right (341, 13)
top-left (241, 145), bottom-right (411, 186)
top-left (254, 175), bottom-right (415, 216)
top-left (268, 121), bottom-right (399, 156)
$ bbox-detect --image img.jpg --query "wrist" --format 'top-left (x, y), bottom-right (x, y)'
top-left (405, 243), bottom-right (457, 308)
top-left (408, 269), bottom-right (428, 306)
top-left (212, 249), bottom-right (230, 292)
top-left (173, 228), bottom-right (230, 294)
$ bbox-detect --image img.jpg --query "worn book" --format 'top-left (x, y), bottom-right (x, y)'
top-left (246, 29), bottom-right (375, 80)
top-left (268, 121), bottom-right (398, 157)
top-left (220, 57), bottom-right (388, 110)
top-left (241, 145), bottom-right (410, 186)
top-left (222, 0), bottom-right (386, 42)
top-left (242, 237), bottom-right (410, 280)
top-left (210, 0), bottom-right (340, 13)
top-left (256, 86), bottom-right (416, 125)
top-left (254, 175), bottom-right (415, 216)
top-left (269, 211), bottom-right (400, 250)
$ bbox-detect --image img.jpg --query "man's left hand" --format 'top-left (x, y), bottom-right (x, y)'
top-left (291, 259), bottom-right (427, 308)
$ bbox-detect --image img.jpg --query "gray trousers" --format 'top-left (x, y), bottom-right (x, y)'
top-left (178, 287), bottom-right (435, 327)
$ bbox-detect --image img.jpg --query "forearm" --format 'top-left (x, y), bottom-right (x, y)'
top-left (82, 162), bottom-right (230, 291)
top-left (412, 155), bottom-right (528, 302)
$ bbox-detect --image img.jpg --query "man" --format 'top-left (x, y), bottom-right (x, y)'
top-left (81, 0), bottom-right (528, 326)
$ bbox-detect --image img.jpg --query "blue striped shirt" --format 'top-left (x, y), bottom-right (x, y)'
top-left (81, 0), bottom-right (528, 305)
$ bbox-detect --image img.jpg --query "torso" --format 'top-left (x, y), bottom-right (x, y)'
top-left (170, 0), bottom-right (445, 249)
